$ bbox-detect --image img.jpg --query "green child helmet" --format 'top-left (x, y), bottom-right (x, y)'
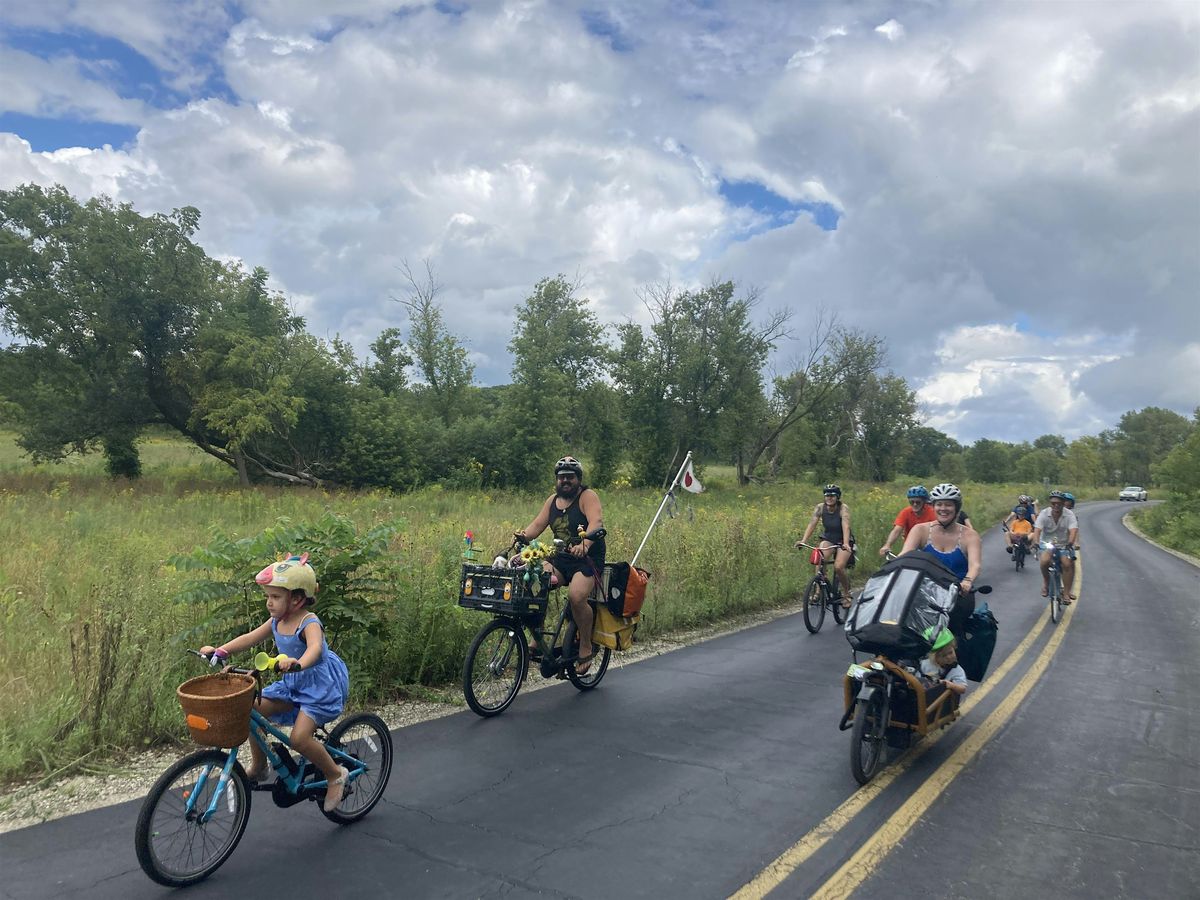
top-left (923, 626), bottom-right (955, 652)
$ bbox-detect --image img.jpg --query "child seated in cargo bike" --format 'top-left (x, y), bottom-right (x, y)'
top-left (920, 628), bottom-right (968, 701)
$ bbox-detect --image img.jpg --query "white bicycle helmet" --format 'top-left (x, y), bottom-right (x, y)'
top-left (929, 483), bottom-right (962, 507)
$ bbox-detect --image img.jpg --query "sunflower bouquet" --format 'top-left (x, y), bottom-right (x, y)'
top-left (514, 539), bottom-right (555, 593)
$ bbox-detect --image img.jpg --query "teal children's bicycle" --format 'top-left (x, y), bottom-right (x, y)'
top-left (134, 651), bottom-right (393, 887)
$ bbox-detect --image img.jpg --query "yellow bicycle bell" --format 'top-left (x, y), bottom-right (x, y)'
top-left (253, 651), bottom-right (294, 671)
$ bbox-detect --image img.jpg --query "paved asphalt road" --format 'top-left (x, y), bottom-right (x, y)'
top-left (1, 501), bottom-right (1196, 899)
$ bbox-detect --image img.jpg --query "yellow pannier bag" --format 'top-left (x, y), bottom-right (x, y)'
top-left (592, 604), bottom-right (638, 651)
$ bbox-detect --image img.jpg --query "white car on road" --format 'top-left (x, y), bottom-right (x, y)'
top-left (1119, 486), bottom-right (1148, 501)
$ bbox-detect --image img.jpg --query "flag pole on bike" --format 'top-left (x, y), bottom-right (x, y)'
top-left (632, 450), bottom-right (702, 567)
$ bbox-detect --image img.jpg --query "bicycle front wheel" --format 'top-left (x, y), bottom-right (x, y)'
top-left (850, 691), bottom-right (888, 785)
top-left (135, 749), bottom-right (251, 887)
top-left (463, 618), bottom-right (528, 717)
top-left (564, 618), bottom-right (611, 690)
top-left (1049, 569), bottom-right (1063, 624)
top-left (803, 577), bottom-right (827, 633)
top-left (322, 713), bottom-right (393, 824)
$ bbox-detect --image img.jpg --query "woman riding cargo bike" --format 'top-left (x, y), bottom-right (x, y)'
top-left (841, 550), bottom-right (991, 784)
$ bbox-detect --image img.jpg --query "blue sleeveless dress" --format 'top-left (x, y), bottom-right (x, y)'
top-left (260, 614), bottom-right (350, 726)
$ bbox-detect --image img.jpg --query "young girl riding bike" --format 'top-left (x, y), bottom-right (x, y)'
top-left (201, 553), bottom-right (351, 811)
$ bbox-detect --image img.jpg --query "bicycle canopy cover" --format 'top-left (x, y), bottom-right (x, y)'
top-left (844, 551), bottom-right (959, 658)
top-left (255, 553), bottom-right (318, 599)
top-left (907, 485), bottom-right (929, 499)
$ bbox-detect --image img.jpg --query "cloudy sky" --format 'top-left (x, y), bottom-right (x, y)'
top-left (2, 0), bottom-right (1197, 444)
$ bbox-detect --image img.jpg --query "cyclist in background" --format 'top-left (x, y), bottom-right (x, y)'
top-left (797, 484), bottom-right (854, 607)
top-left (1062, 492), bottom-right (1080, 549)
top-left (879, 485), bottom-right (936, 557)
top-left (1002, 499), bottom-right (1036, 554)
top-left (1031, 490), bottom-right (1079, 603)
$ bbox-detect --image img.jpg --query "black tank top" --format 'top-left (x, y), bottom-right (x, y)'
top-left (548, 492), bottom-right (605, 561)
top-left (821, 503), bottom-right (854, 544)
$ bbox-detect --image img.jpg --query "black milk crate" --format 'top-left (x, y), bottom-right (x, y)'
top-left (458, 564), bottom-right (550, 616)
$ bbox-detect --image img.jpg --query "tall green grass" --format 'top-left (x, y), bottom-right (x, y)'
top-left (0, 435), bottom-right (1027, 784)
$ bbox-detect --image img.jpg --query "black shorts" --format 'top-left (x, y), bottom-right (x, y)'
top-left (552, 551), bottom-right (605, 584)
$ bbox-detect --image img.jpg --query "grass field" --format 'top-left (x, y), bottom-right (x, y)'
top-left (0, 432), bottom-right (1039, 785)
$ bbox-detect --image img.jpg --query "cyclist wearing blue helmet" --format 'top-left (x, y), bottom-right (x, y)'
top-left (879, 485), bottom-right (936, 557)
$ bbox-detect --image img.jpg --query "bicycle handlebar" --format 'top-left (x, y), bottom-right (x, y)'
top-left (511, 526), bottom-right (606, 551)
top-left (187, 649), bottom-right (256, 676)
top-left (795, 541), bottom-right (846, 552)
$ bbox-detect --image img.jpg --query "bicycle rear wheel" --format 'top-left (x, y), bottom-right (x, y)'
top-left (321, 713), bottom-right (393, 824)
top-left (832, 588), bottom-right (848, 625)
top-left (463, 618), bottom-right (528, 717)
top-left (564, 617), bottom-right (611, 690)
top-left (135, 749), bottom-right (251, 887)
top-left (803, 577), bottom-right (827, 633)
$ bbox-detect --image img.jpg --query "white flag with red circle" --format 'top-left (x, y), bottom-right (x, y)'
top-left (681, 459), bottom-right (703, 493)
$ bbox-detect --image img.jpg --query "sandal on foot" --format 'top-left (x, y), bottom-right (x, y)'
top-left (574, 653), bottom-right (594, 675)
top-left (322, 766), bottom-right (350, 813)
top-left (1041, 587), bottom-right (1049, 597)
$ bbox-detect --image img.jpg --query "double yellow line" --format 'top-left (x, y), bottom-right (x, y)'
top-left (733, 560), bottom-right (1081, 899)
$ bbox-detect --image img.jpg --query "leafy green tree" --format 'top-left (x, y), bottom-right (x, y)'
top-left (1111, 407), bottom-right (1192, 485)
top-left (1152, 409), bottom-right (1200, 496)
top-left (1014, 448), bottom-right (1062, 483)
top-left (364, 327), bottom-right (413, 397)
top-left (0, 183), bottom-right (213, 476)
top-left (966, 439), bottom-right (1013, 483)
top-left (1033, 434), bottom-right (1067, 457)
top-left (737, 320), bottom-right (886, 484)
top-left (900, 426), bottom-right (962, 478)
top-left (847, 373), bottom-right (919, 481)
top-left (491, 275), bottom-right (609, 488)
top-left (938, 451), bottom-right (968, 483)
top-left (1062, 435), bottom-right (1106, 487)
top-left (615, 280), bottom-right (788, 485)
top-left (393, 259), bottom-right (474, 425)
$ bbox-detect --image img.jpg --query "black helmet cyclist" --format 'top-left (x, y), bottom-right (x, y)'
top-left (824, 483), bottom-right (842, 498)
top-left (554, 456), bottom-right (583, 479)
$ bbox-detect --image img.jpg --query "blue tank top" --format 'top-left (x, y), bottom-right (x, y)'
top-left (924, 525), bottom-right (969, 580)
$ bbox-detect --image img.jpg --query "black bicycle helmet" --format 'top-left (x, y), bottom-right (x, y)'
top-left (554, 456), bottom-right (583, 478)
top-left (823, 483), bottom-right (842, 497)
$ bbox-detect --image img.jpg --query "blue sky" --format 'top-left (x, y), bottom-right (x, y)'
top-left (1, 0), bottom-right (1197, 444)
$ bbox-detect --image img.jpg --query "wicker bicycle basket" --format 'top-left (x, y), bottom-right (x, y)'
top-left (177, 673), bottom-right (257, 748)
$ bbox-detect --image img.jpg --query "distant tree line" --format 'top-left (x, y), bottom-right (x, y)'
top-left (0, 184), bottom-right (1192, 490)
